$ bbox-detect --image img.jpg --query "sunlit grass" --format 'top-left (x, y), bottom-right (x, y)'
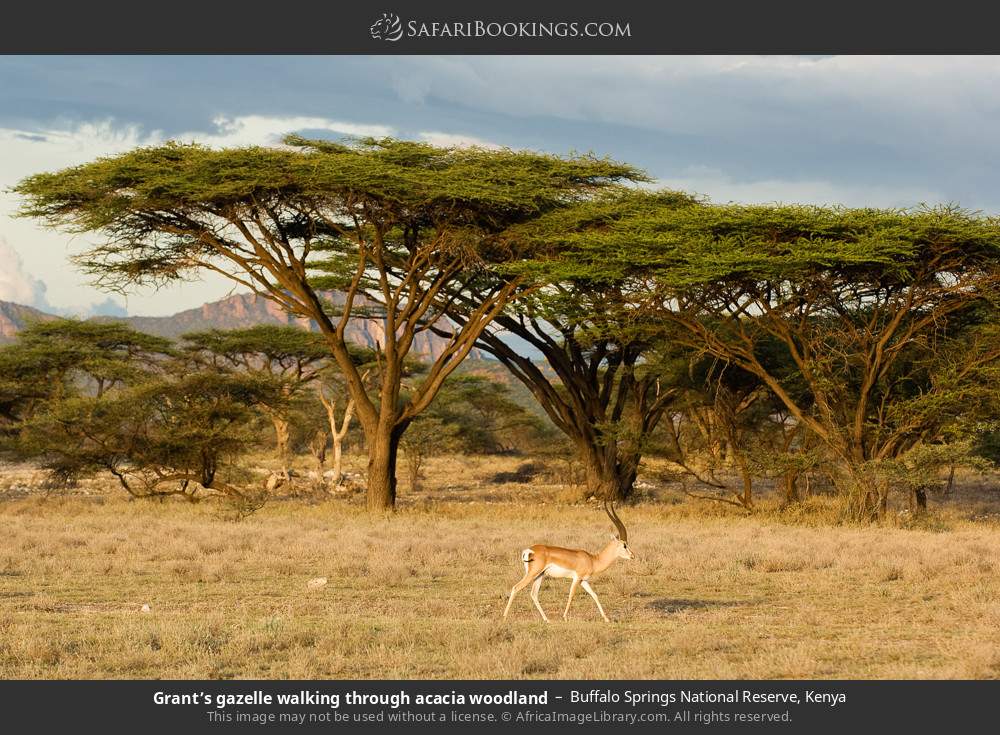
top-left (1, 454), bottom-right (1000, 679)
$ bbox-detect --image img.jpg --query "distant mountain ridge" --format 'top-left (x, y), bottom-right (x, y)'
top-left (0, 291), bottom-right (464, 360)
top-left (0, 301), bottom-right (56, 342)
top-left (0, 293), bottom-right (559, 423)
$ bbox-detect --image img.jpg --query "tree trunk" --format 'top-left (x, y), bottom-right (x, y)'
top-left (617, 452), bottom-right (640, 502)
top-left (365, 428), bottom-right (401, 511)
top-left (330, 436), bottom-right (344, 488)
top-left (736, 462), bottom-right (754, 509)
top-left (783, 471), bottom-right (800, 504)
top-left (271, 415), bottom-right (291, 479)
top-left (319, 391), bottom-right (355, 489)
top-left (308, 430), bottom-right (328, 474)
top-left (581, 443), bottom-right (638, 502)
top-left (407, 452), bottom-right (422, 494)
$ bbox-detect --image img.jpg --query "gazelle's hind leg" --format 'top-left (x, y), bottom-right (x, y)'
top-left (530, 574), bottom-right (549, 622)
top-left (580, 579), bottom-right (610, 622)
top-left (504, 552), bottom-right (545, 619)
top-left (563, 576), bottom-right (579, 620)
top-left (503, 573), bottom-right (534, 619)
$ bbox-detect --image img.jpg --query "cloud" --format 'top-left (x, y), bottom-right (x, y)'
top-left (184, 115), bottom-right (394, 147)
top-left (0, 114), bottom-right (395, 164)
top-left (78, 297), bottom-right (128, 318)
top-left (416, 131), bottom-right (503, 149)
top-left (0, 235), bottom-right (48, 307)
top-left (0, 114), bottom-right (396, 316)
top-left (377, 55), bottom-right (1000, 210)
top-left (382, 56), bottom-right (1000, 145)
top-left (653, 166), bottom-right (942, 209)
top-left (0, 235), bottom-right (130, 316)
top-left (5, 55), bottom-right (1000, 319)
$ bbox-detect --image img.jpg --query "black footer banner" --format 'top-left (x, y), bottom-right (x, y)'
top-left (0, 680), bottom-right (991, 733)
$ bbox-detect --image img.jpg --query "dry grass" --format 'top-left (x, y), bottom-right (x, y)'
top-left (2, 454), bottom-right (1000, 679)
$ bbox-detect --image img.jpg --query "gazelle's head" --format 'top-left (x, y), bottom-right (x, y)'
top-left (604, 500), bottom-right (634, 560)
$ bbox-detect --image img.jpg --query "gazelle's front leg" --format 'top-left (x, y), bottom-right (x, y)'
top-left (563, 576), bottom-right (579, 620)
top-left (530, 574), bottom-right (550, 622)
top-left (580, 579), bottom-right (610, 622)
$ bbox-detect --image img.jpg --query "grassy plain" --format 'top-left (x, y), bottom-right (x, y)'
top-left (2, 454), bottom-right (1000, 679)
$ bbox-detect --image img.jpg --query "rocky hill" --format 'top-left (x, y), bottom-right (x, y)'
top-left (0, 301), bottom-right (56, 343)
top-left (0, 291), bottom-right (463, 360)
top-left (118, 291), bottom-right (459, 359)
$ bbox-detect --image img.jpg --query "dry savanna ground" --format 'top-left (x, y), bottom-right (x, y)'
top-left (2, 454), bottom-right (1000, 679)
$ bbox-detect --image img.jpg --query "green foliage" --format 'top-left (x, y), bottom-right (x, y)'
top-left (879, 442), bottom-right (989, 493)
top-left (16, 368), bottom-right (276, 499)
top-left (568, 199), bottom-right (1000, 286)
top-left (182, 325), bottom-right (330, 409)
top-left (0, 319), bottom-right (173, 442)
top-left (12, 138), bottom-right (1000, 518)
top-left (495, 192), bottom-right (1000, 514)
top-left (498, 188), bottom-right (702, 284)
top-left (183, 325), bottom-right (329, 369)
top-left (430, 374), bottom-right (548, 454)
top-left (12, 137), bottom-right (643, 293)
top-left (0, 319), bottom-right (280, 498)
top-left (0, 318), bottom-right (172, 392)
top-left (580, 196), bottom-right (1000, 516)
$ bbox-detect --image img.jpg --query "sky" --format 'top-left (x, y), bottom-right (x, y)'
top-left (2, 55), bottom-right (1000, 316)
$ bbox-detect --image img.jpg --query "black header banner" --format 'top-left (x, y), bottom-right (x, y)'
top-left (4, 0), bottom-right (1000, 54)
top-left (0, 679), bottom-right (994, 733)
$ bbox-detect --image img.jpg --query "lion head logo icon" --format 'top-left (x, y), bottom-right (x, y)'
top-left (370, 13), bottom-right (404, 42)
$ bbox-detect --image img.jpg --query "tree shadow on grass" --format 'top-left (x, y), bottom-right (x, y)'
top-left (643, 597), bottom-right (750, 615)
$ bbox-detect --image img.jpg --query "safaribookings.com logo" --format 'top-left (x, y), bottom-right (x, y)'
top-left (369, 13), bottom-right (631, 42)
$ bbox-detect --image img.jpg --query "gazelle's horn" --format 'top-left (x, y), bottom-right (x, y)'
top-left (604, 499), bottom-right (628, 543)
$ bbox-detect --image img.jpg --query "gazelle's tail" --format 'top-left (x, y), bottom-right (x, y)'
top-left (521, 548), bottom-right (534, 563)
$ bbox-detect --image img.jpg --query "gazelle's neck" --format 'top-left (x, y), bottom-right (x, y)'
top-left (591, 541), bottom-right (621, 575)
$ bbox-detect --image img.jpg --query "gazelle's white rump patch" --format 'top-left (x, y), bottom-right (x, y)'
top-left (521, 549), bottom-right (534, 563)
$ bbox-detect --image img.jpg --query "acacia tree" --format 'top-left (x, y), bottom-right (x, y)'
top-left (431, 374), bottom-right (545, 454)
top-left (15, 137), bottom-right (638, 511)
top-left (316, 383), bottom-right (354, 485)
top-left (182, 325), bottom-right (329, 478)
top-left (440, 192), bottom-right (696, 501)
top-left (659, 351), bottom-right (822, 510)
top-left (0, 319), bottom-right (172, 398)
top-left (582, 201), bottom-right (1000, 519)
top-left (0, 321), bottom-right (271, 500)
top-left (18, 368), bottom-right (277, 501)
top-left (0, 319), bottom-right (173, 436)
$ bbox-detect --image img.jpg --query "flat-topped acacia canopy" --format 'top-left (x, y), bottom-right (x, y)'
top-left (557, 201), bottom-right (1000, 285)
top-left (14, 136), bottom-right (641, 281)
